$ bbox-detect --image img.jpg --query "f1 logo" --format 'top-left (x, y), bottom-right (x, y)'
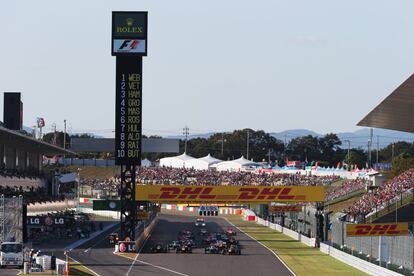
top-left (119, 40), bottom-right (139, 50)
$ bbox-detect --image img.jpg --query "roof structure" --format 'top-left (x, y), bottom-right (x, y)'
top-left (184, 154), bottom-right (222, 170)
top-left (358, 74), bottom-right (414, 133)
top-left (198, 154), bottom-right (222, 164)
top-left (0, 126), bottom-right (73, 155)
top-left (159, 153), bottom-right (195, 168)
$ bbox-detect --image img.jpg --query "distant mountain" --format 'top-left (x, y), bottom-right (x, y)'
top-left (270, 129), bottom-right (320, 142)
top-left (168, 128), bottom-right (414, 149)
top-left (270, 128), bottom-right (414, 149)
top-left (167, 132), bottom-right (216, 140)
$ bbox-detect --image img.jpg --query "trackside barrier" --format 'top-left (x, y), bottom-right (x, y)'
top-left (255, 217), bottom-right (403, 276)
top-left (77, 207), bottom-right (120, 219)
top-left (242, 209), bottom-right (256, 221)
top-left (161, 204), bottom-right (242, 215)
top-left (320, 243), bottom-right (403, 276)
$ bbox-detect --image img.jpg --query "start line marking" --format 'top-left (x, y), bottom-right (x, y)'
top-left (223, 217), bottom-right (297, 276)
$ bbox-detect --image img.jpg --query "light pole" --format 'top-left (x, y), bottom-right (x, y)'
top-left (63, 119), bottom-right (67, 150)
top-left (246, 131), bottom-right (250, 160)
top-left (183, 126), bottom-right (189, 153)
top-left (221, 133), bottom-right (226, 158)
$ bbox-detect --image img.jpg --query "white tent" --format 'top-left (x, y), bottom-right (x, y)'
top-left (215, 156), bottom-right (261, 171)
top-left (141, 158), bottom-right (152, 167)
top-left (184, 154), bottom-right (222, 170)
top-left (159, 153), bottom-right (195, 168)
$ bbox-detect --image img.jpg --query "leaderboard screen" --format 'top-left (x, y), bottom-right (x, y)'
top-left (115, 57), bottom-right (142, 165)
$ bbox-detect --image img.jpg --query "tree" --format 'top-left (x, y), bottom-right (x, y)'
top-left (343, 149), bottom-right (366, 169)
top-left (318, 133), bottom-right (342, 166)
top-left (286, 135), bottom-right (320, 161)
top-left (389, 156), bottom-right (414, 179)
top-left (43, 131), bottom-right (71, 148)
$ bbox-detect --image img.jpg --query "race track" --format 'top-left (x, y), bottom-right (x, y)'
top-left (54, 213), bottom-right (294, 276)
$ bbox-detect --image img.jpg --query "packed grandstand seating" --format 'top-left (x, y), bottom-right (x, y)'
top-left (79, 167), bottom-right (340, 191)
top-left (325, 178), bottom-right (370, 202)
top-left (346, 168), bottom-right (414, 217)
top-left (0, 165), bottom-right (43, 179)
top-left (0, 186), bottom-right (54, 204)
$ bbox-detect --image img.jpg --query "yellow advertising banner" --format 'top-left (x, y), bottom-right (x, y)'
top-left (135, 185), bottom-right (325, 203)
top-left (269, 205), bottom-right (303, 212)
top-left (346, 223), bottom-right (409, 237)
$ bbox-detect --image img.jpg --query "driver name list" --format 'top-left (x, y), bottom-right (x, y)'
top-left (115, 57), bottom-right (142, 165)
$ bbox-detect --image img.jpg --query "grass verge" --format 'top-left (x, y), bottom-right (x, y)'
top-left (226, 216), bottom-right (368, 276)
top-left (69, 262), bottom-right (96, 276)
top-left (19, 262), bottom-right (94, 276)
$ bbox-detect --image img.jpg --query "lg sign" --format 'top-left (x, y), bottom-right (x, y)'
top-left (27, 216), bottom-right (65, 226)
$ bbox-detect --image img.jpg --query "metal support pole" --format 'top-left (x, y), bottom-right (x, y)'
top-left (63, 120), bottom-right (67, 150)
top-left (183, 126), bottom-right (189, 153)
top-left (120, 165), bottom-right (137, 240)
top-left (246, 131), bottom-right (250, 160)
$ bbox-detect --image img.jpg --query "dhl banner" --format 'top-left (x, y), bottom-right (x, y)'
top-left (135, 185), bottom-right (325, 203)
top-left (346, 223), bottom-right (409, 237)
top-left (269, 205), bottom-right (303, 212)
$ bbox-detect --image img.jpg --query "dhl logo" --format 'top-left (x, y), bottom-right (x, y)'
top-left (135, 185), bottom-right (325, 203)
top-left (269, 205), bottom-right (303, 212)
top-left (346, 223), bottom-right (409, 237)
top-left (156, 187), bottom-right (297, 200)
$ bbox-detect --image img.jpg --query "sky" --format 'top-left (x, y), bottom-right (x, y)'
top-left (1, 0), bottom-right (414, 138)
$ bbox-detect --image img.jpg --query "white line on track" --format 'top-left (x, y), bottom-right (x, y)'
top-left (134, 259), bottom-right (190, 276)
top-left (223, 217), bottom-right (297, 276)
top-left (124, 222), bottom-right (189, 276)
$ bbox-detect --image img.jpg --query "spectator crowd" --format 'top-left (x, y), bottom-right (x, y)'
top-left (325, 178), bottom-right (371, 202)
top-left (346, 168), bottom-right (414, 217)
top-left (79, 167), bottom-right (341, 192)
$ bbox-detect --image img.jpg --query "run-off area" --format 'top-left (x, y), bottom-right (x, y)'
top-left (136, 213), bottom-right (293, 276)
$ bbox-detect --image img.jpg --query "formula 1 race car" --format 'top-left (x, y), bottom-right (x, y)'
top-left (176, 244), bottom-right (192, 254)
top-left (225, 244), bottom-right (241, 255)
top-left (150, 244), bottom-right (168, 253)
top-left (228, 237), bottom-right (239, 245)
top-left (109, 233), bottom-right (119, 245)
top-left (199, 229), bottom-right (208, 236)
top-left (226, 228), bottom-right (237, 236)
top-left (167, 241), bottom-right (181, 251)
top-left (195, 218), bottom-right (206, 227)
top-left (204, 245), bottom-right (223, 254)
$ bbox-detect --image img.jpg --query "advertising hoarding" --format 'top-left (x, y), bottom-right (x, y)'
top-left (112, 12), bottom-right (147, 56)
top-left (135, 185), bottom-right (325, 203)
top-left (346, 223), bottom-right (409, 237)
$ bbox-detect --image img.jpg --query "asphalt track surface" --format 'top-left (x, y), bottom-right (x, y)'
top-left (0, 213), bottom-right (294, 276)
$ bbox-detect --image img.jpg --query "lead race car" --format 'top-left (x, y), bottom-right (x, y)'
top-left (195, 218), bottom-right (206, 227)
top-left (225, 244), bottom-right (241, 255)
top-left (226, 228), bottom-right (237, 236)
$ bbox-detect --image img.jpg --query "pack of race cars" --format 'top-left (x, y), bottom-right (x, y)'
top-left (148, 218), bottom-right (241, 255)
